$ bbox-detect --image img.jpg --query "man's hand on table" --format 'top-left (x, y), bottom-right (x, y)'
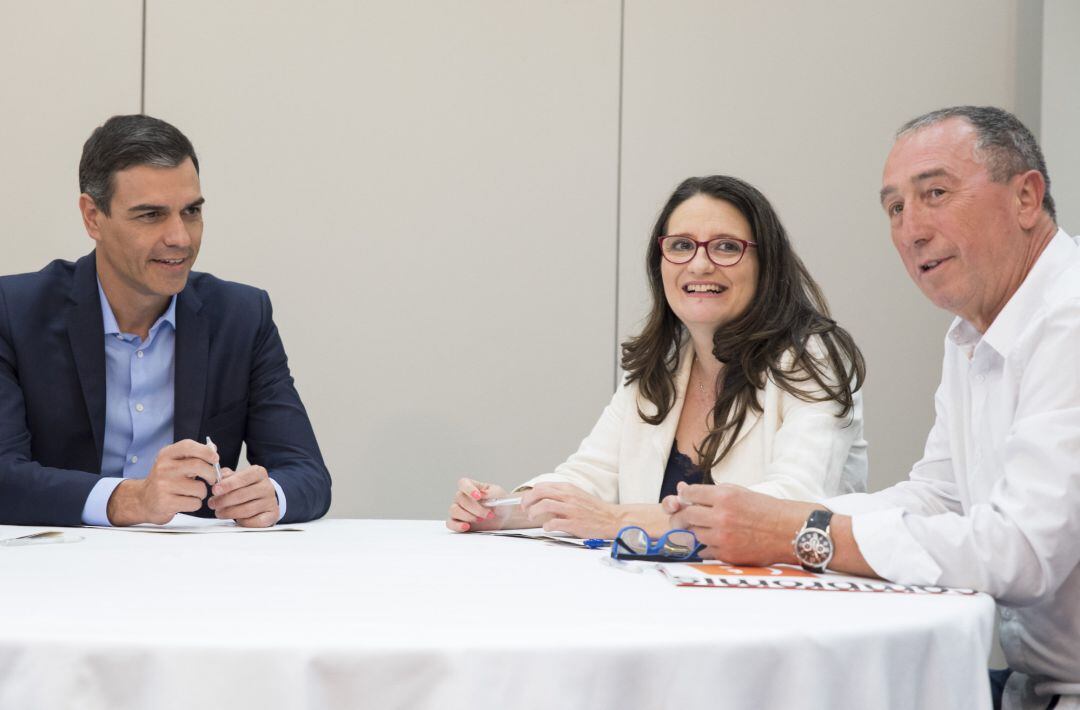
top-left (208, 465), bottom-right (279, 528)
top-left (664, 482), bottom-right (878, 577)
top-left (663, 482), bottom-right (811, 565)
top-left (106, 439), bottom-right (219, 526)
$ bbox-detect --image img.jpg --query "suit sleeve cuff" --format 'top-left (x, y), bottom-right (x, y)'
top-left (270, 478), bottom-right (287, 523)
top-left (81, 477), bottom-right (126, 526)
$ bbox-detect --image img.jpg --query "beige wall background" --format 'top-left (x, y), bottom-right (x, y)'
top-left (1043, 0), bottom-right (1080, 236)
top-left (0, 1), bottom-right (141, 268)
top-left (1, 0), bottom-right (1069, 521)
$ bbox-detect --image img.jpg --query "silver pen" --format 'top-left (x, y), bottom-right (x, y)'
top-left (0, 531), bottom-right (84, 547)
top-left (480, 495), bottom-right (522, 507)
top-left (206, 436), bottom-right (223, 484)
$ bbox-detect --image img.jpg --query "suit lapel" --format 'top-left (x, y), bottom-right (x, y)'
top-left (173, 285), bottom-right (208, 443)
top-left (66, 253), bottom-right (107, 471)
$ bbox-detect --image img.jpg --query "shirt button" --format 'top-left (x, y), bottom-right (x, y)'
top-left (130, 455), bottom-right (138, 464)
top-left (137, 350), bottom-right (144, 358)
top-left (1001, 608), bottom-right (1013, 620)
top-left (135, 403), bottom-right (145, 412)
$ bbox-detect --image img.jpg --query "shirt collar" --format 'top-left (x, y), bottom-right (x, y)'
top-left (961, 228), bottom-right (1076, 358)
top-left (946, 316), bottom-right (981, 354)
top-left (97, 278), bottom-right (177, 339)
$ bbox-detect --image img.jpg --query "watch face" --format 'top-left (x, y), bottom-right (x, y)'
top-left (796, 529), bottom-right (833, 568)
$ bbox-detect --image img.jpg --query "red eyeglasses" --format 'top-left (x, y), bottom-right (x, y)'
top-left (657, 235), bottom-right (757, 267)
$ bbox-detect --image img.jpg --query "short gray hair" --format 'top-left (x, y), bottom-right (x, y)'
top-left (897, 106), bottom-right (1055, 221)
top-left (79, 114), bottom-right (199, 216)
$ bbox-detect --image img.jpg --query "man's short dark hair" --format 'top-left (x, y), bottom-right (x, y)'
top-left (78, 114), bottom-right (199, 216)
top-left (897, 106), bottom-right (1056, 221)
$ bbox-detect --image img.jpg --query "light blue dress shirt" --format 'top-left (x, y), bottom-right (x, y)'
top-left (81, 281), bottom-right (286, 525)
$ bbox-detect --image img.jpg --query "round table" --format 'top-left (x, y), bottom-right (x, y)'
top-left (0, 519), bottom-right (996, 710)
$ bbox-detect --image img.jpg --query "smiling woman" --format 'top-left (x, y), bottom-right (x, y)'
top-left (447, 175), bottom-right (867, 539)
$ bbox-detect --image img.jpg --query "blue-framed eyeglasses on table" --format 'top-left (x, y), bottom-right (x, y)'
top-left (609, 526), bottom-right (704, 563)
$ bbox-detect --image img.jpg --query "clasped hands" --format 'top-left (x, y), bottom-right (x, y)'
top-left (106, 439), bottom-right (280, 528)
top-left (663, 481), bottom-right (816, 566)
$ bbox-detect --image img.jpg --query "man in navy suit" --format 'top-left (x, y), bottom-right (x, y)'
top-left (0, 115), bottom-right (331, 527)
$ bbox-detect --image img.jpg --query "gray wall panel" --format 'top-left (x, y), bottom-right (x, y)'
top-left (1043, 0), bottom-right (1080, 234)
top-left (0, 0), bottom-right (141, 272)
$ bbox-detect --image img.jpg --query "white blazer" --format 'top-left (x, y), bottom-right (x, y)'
top-left (519, 342), bottom-right (867, 503)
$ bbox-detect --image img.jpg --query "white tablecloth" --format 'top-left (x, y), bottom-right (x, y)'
top-left (0, 519), bottom-right (996, 710)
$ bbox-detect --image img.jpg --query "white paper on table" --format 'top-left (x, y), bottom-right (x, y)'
top-left (87, 514), bottom-right (303, 534)
top-left (475, 529), bottom-right (606, 548)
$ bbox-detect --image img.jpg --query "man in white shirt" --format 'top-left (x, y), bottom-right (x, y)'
top-left (666, 105), bottom-right (1079, 710)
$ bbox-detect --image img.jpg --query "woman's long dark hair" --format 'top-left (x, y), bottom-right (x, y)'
top-left (621, 175), bottom-right (865, 480)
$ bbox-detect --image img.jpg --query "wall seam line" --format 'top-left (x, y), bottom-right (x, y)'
top-left (613, 0), bottom-right (625, 392)
top-left (139, 0), bottom-right (147, 113)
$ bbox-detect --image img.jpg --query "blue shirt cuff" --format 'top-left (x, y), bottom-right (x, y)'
top-left (81, 477), bottom-right (127, 526)
top-left (270, 478), bottom-right (287, 523)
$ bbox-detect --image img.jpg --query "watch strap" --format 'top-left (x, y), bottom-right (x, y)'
top-left (806, 509), bottom-right (833, 533)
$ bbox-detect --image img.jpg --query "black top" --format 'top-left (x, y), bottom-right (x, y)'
top-left (658, 440), bottom-right (704, 501)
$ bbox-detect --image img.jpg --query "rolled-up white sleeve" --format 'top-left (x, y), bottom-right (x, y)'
top-left (831, 306), bottom-right (1080, 605)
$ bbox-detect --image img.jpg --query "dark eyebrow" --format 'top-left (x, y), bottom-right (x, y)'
top-left (126, 197), bottom-right (205, 214)
top-left (878, 186), bottom-right (897, 206)
top-left (127, 203), bottom-right (167, 214)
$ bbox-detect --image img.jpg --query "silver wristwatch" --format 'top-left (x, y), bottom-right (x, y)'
top-left (793, 510), bottom-right (834, 573)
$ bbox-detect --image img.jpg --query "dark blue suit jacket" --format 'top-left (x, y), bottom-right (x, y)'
top-left (0, 251), bottom-right (332, 526)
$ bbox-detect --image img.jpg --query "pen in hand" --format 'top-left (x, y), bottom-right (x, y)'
top-left (481, 496), bottom-right (522, 508)
top-left (206, 436), bottom-right (223, 485)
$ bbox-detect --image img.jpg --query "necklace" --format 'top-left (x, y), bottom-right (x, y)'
top-left (692, 361), bottom-right (711, 400)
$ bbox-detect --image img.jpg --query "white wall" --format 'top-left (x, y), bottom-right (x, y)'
top-left (1, 0), bottom-right (1059, 519)
top-left (1043, 0), bottom-right (1080, 234)
top-left (0, 0), bottom-right (141, 272)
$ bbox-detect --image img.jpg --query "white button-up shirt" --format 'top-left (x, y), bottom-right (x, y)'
top-left (828, 229), bottom-right (1080, 689)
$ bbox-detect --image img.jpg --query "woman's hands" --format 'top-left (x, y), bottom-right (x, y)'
top-left (446, 479), bottom-right (624, 536)
top-left (518, 483), bottom-right (627, 538)
top-left (446, 478), bottom-right (518, 532)
top-left (447, 480), bottom-right (675, 539)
